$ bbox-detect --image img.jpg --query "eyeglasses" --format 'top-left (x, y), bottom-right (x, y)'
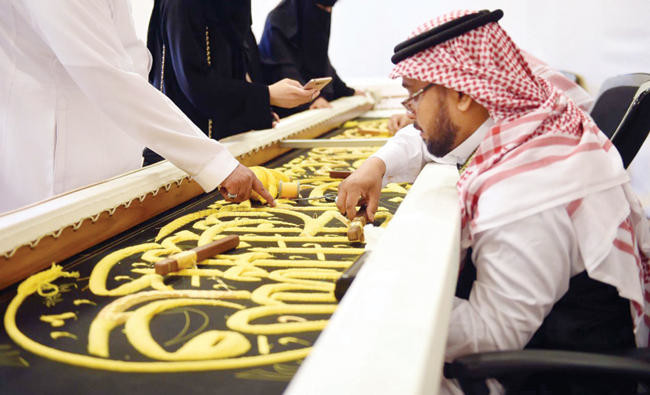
top-left (401, 83), bottom-right (434, 115)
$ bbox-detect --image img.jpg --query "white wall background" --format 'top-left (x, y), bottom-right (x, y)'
top-left (131, 0), bottom-right (650, 94)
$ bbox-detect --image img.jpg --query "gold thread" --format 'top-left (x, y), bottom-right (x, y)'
top-left (73, 299), bottom-right (97, 306)
top-left (205, 26), bottom-right (211, 66)
top-left (257, 336), bottom-right (270, 355)
top-left (3, 119), bottom-right (411, 375)
top-left (227, 304), bottom-right (336, 335)
top-left (40, 312), bottom-right (77, 328)
top-left (174, 250), bottom-right (198, 270)
top-left (51, 332), bottom-right (77, 340)
top-left (160, 45), bottom-right (165, 92)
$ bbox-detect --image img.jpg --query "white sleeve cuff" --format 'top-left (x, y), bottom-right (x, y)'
top-left (191, 150), bottom-right (239, 193)
top-left (370, 151), bottom-right (392, 188)
top-left (372, 124), bottom-right (428, 186)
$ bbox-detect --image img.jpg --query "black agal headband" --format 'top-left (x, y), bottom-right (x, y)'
top-left (391, 9), bottom-right (504, 64)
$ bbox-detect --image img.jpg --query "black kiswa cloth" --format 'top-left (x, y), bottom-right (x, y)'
top-left (0, 119), bottom-right (404, 395)
top-left (391, 9), bottom-right (504, 64)
top-left (258, 0), bottom-right (354, 118)
top-left (144, 0), bottom-right (273, 165)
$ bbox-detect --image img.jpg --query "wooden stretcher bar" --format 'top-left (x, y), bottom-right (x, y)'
top-left (279, 138), bottom-right (388, 149)
top-left (0, 95), bottom-right (373, 290)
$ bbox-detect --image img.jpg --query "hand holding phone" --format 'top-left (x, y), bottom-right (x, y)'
top-left (269, 78), bottom-right (318, 108)
top-left (303, 77), bottom-right (332, 91)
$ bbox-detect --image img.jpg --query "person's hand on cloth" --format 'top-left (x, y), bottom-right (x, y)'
top-left (336, 157), bottom-right (386, 222)
top-left (219, 164), bottom-right (276, 206)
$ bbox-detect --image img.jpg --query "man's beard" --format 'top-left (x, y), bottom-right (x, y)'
top-left (421, 101), bottom-right (458, 157)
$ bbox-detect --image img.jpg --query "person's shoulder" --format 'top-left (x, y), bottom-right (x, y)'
top-left (266, 3), bottom-right (298, 38)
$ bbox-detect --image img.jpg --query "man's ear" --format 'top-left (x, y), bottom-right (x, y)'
top-left (457, 92), bottom-right (473, 112)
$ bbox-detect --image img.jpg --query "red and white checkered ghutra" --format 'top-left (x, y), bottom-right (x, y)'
top-left (390, 10), bottom-right (650, 346)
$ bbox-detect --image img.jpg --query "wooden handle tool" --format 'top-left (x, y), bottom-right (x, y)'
top-left (155, 235), bottom-right (239, 275)
top-left (329, 170), bottom-right (352, 179)
top-left (357, 127), bottom-right (384, 136)
top-left (347, 206), bottom-right (368, 243)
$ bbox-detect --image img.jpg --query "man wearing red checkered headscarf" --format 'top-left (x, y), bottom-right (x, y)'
top-left (338, 9), bottom-right (650, 393)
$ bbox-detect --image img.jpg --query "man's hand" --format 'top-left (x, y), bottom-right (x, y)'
top-left (309, 96), bottom-right (331, 110)
top-left (336, 157), bottom-right (386, 222)
top-left (269, 78), bottom-right (318, 108)
top-left (387, 113), bottom-right (414, 135)
top-left (219, 164), bottom-right (276, 206)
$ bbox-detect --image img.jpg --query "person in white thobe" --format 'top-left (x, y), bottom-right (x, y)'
top-left (0, 0), bottom-right (272, 213)
top-left (338, 10), bottom-right (650, 394)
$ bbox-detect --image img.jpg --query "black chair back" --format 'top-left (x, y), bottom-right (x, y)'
top-left (590, 73), bottom-right (650, 138)
top-left (611, 81), bottom-right (650, 168)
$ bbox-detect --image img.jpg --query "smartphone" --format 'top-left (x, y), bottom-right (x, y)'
top-left (303, 77), bottom-right (332, 91)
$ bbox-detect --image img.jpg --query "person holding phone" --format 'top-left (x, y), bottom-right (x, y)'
top-left (258, 0), bottom-right (357, 118)
top-left (143, 0), bottom-right (318, 165)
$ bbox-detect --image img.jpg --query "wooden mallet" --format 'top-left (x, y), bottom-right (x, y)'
top-left (330, 170), bottom-right (368, 241)
top-left (347, 205), bottom-right (368, 243)
top-left (154, 235), bottom-right (239, 275)
top-left (329, 170), bottom-right (352, 179)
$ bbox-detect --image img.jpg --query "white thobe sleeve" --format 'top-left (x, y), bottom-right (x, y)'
top-left (445, 206), bottom-right (577, 361)
top-left (371, 124), bottom-right (430, 186)
top-left (22, 0), bottom-right (238, 193)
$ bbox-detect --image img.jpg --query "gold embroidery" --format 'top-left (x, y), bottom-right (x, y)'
top-left (51, 332), bottom-right (77, 341)
top-left (4, 119), bottom-right (409, 375)
top-left (0, 344), bottom-right (29, 367)
top-left (40, 313), bottom-right (77, 328)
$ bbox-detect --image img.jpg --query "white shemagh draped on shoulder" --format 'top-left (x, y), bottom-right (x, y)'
top-left (390, 10), bottom-right (650, 346)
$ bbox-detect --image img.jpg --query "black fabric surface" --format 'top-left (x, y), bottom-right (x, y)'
top-left (0, 120), bottom-right (400, 395)
top-left (0, 192), bottom-right (292, 395)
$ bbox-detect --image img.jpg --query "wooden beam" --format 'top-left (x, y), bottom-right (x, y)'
top-left (280, 138), bottom-right (388, 149)
top-left (236, 103), bottom-right (372, 165)
top-left (0, 179), bottom-right (204, 290)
